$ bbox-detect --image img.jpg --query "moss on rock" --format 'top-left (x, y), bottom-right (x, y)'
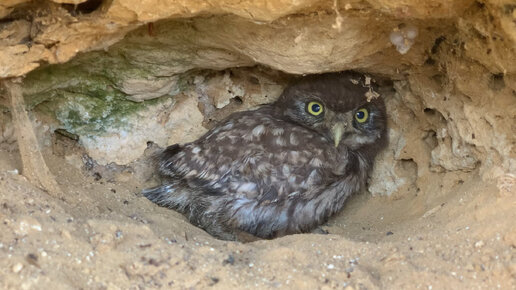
top-left (22, 52), bottom-right (170, 137)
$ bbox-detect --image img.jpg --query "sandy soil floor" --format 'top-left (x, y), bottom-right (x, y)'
top-left (0, 143), bottom-right (514, 289)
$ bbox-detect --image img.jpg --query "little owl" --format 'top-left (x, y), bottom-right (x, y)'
top-left (143, 72), bottom-right (387, 240)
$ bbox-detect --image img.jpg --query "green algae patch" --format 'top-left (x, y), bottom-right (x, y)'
top-left (22, 53), bottom-right (169, 137)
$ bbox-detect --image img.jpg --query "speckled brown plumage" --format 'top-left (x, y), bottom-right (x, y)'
top-left (143, 72), bottom-right (387, 240)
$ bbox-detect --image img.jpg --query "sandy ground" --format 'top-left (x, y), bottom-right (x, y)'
top-left (0, 142), bottom-right (515, 289)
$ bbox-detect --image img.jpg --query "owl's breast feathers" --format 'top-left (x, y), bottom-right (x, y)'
top-left (157, 106), bottom-right (365, 205)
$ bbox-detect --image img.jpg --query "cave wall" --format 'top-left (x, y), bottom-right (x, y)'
top-left (0, 0), bottom-right (515, 199)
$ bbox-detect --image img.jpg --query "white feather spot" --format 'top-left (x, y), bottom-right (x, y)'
top-left (237, 182), bottom-right (257, 193)
top-left (288, 175), bottom-right (297, 184)
top-left (289, 151), bottom-right (300, 161)
top-left (221, 122), bottom-right (234, 130)
top-left (309, 157), bottom-right (323, 167)
top-left (288, 191), bottom-right (299, 197)
top-left (257, 163), bottom-right (270, 174)
top-left (216, 134), bottom-right (227, 141)
top-left (282, 164), bottom-right (291, 176)
top-left (185, 170), bottom-right (198, 177)
top-left (275, 137), bottom-right (286, 146)
top-left (218, 164), bottom-right (228, 173)
top-left (306, 169), bottom-right (320, 185)
top-left (192, 154), bottom-right (203, 162)
top-left (191, 146), bottom-right (201, 154)
top-left (252, 124), bottom-right (265, 137)
top-left (271, 128), bottom-right (284, 136)
top-left (243, 133), bottom-right (254, 141)
top-left (277, 185), bottom-right (285, 196)
top-left (351, 135), bottom-right (376, 145)
top-left (290, 133), bottom-right (299, 145)
top-left (244, 155), bottom-right (257, 165)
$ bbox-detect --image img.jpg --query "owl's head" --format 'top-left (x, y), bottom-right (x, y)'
top-left (276, 72), bottom-right (387, 151)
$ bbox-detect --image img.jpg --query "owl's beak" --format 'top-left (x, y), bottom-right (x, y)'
top-left (331, 122), bottom-right (346, 148)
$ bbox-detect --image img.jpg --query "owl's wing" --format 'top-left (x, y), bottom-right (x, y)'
top-left (157, 109), bottom-right (344, 204)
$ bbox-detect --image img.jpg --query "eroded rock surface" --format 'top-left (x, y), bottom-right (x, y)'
top-left (1, 0), bottom-right (512, 181)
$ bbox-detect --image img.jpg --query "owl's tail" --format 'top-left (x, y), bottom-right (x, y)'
top-left (142, 182), bottom-right (192, 212)
top-left (142, 183), bottom-right (240, 240)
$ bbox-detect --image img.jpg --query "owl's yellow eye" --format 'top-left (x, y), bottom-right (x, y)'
top-left (355, 108), bottom-right (369, 123)
top-left (307, 101), bottom-right (324, 116)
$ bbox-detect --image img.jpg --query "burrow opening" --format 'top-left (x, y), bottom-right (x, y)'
top-left (0, 16), bottom-right (506, 242)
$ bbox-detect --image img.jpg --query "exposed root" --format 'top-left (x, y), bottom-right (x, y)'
top-left (3, 78), bottom-right (63, 199)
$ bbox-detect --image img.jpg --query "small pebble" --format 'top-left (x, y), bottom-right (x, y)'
top-left (61, 230), bottom-right (72, 239)
top-left (386, 231), bottom-right (394, 236)
top-left (12, 263), bottom-right (23, 273)
top-left (15, 217), bottom-right (42, 235)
